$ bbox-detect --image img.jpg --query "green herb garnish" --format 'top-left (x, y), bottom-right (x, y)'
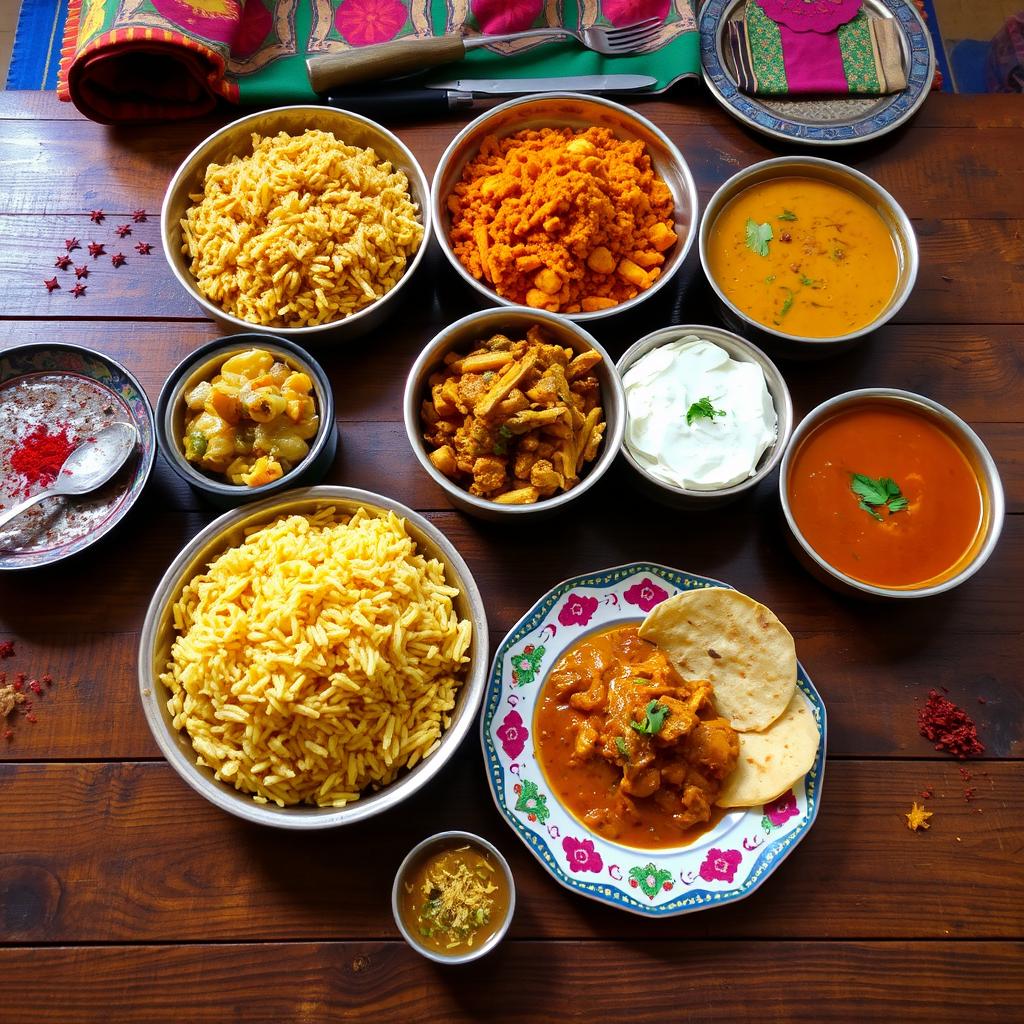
top-left (779, 288), bottom-right (795, 318)
top-left (615, 736), bottom-right (630, 760)
top-left (686, 396), bottom-right (726, 427)
top-left (799, 275), bottom-right (819, 287)
top-left (778, 209), bottom-right (798, 221)
top-left (745, 218), bottom-right (773, 257)
top-left (185, 430), bottom-right (208, 459)
top-left (851, 473), bottom-right (910, 519)
top-left (764, 274), bottom-right (776, 284)
top-left (630, 700), bottom-right (670, 736)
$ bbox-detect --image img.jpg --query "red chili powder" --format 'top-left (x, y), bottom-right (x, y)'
top-left (9, 424), bottom-right (76, 490)
top-left (918, 690), bottom-right (985, 759)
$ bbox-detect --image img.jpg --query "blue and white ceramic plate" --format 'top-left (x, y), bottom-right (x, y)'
top-left (481, 563), bottom-right (826, 917)
top-left (700, 0), bottom-right (935, 145)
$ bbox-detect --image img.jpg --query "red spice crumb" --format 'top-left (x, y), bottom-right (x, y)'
top-left (74, 264), bottom-right (89, 279)
top-left (87, 241), bottom-right (106, 259)
top-left (41, 674), bottom-right (52, 687)
top-left (111, 252), bottom-right (127, 268)
top-left (977, 697), bottom-right (987, 705)
top-left (964, 787), bottom-right (976, 802)
top-left (920, 787), bottom-right (934, 799)
top-left (28, 679), bottom-right (42, 695)
top-left (918, 689), bottom-right (984, 759)
top-left (65, 237), bottom-right (81, 251)
top-left (959, 766), bottom-right (973, 782)
top-left (131, 209), bottom-right (148, 222)
top-left (0, 641), bottom-right (15, 659)
top-left (25, 713), bottom-right (37, 724)
top-left (55, 253), bottom-right (73, 270)
top-left (10, 425), bottom-right (76, 489)
top-left (115, 224), bottom-right (132, 238)
top-left (44, 277), bottom-right (60, 292)
top-left (13, 673), bottom-right (25, 691)
top-left (3, 729), bottom-right (13, 741)
top-left (135, 241), bottom-right (153, 255)
top-left (89, 210), bottom-right (105, 224)
top-left (70, 283), bottom-right (87, 298)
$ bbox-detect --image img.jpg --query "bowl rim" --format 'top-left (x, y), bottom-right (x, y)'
top-left (137, 484), bottom-right (489, 828)
top-left (391, 829), bottom-right (516, 964)
top-left (429, 91), bottom-right (700, 323)
top-left (159, 103), bottom-right (433, 338)
top-left (155, 332), bottom-right (335, 498)
top-left (615, 323), bottom-right (793, 499)
top-left (402, 305), bottom-right (627, 516)
top-left (697, 155), bottom-right (919, 348)
top-left (779, 388), bottom-right (1006, 598)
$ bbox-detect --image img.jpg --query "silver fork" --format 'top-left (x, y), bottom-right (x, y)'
top-left (307, 19), bottom-right (665, 93)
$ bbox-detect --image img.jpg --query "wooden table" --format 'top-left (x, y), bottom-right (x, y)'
top-left (0, 90), bottom-right (1021, 1022)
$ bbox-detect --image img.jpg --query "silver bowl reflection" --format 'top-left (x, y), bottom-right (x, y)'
top-left (161, 105), bottom-right (432, 342)
top-left (431, 93), bottom-right (699, 323)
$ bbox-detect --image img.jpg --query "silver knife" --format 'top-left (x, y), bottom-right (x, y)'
top-left (426, 74), bottom-right (656, 94)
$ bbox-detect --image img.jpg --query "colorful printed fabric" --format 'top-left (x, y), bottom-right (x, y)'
top-left (58, 0), bottom-right (700, 123)
top-left (728, 0), bottom-right (906, 96)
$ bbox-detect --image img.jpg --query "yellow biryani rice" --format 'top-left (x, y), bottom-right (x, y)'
top-left (160, 507), bottom-right (472, 808)
top-left (180, 129), bottom-right (424, 328)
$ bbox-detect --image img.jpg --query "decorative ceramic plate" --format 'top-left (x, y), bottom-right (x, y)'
top-left (0, 344), bottom-right (155, 570)
top-left (700, 0), bottom-right (935, 145)
top-left (481, 563), bottom-right (826, 917)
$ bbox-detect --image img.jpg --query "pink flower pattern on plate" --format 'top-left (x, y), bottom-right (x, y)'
top-left (496, 710), bottom-right (528, 759)
top-left (764, 789), bottom-right (799, 826)
top-left (334, 0), bottom-right (408, 46)
top-left (557, 593), bottom-right (599, 628)
top-left (623, 578), bottom-right (669, 613)
top-left (698, 847), bottom-right (742, 884)
top-left (471, 0), bottom-right (544, 33)
top-left (562, 836), bottom-right (604, 874)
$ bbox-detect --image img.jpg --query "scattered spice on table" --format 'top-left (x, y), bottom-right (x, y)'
top-left (131, 209), bottom-right (147, 222)
top-left (135, 241), bottom-right (153, 255)
top-left (918, 689), bottom-right (984, 759)
top-left (905, 802), bottom-right (933, 832)
top-left (8, 424), bottom-right (77, 492)
top-left (65, 237), bottom-right (80, 251)
top-left (89, 210), bottom-right (105, 224)
top-left (111, 252), bottom-right (127, 268)
top-left (115, 224), bottom-right (132, 238)
top-left (74, 264), bottom-right (89, 279)
top-left (88, 241), bottom-right (106, 259)
top-left (44, 277), bottom-right (60, 293)
top-left (0, 641), bottom-right (14, 659)
top-left (0, 646), bottom-right (63, 741)
top-left (54, 254), bottom-right (72, 270)
top-left (920, 786), bottom-right (933, 799)
top-left (70, 282), bottom-right (87, 298)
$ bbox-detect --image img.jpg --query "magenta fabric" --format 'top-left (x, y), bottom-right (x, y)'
top-left (780, 23), bottom-right (849, 92)
top-left (759, 0), bottom-right (861, 33)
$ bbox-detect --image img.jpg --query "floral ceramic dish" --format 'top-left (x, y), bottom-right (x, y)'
top-left (481, 563), bottom-right (827, 917)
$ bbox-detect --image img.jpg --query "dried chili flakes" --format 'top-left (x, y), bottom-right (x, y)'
top-left (74, 264), bottom-right (89, 279)
top-left (9, 424), bottom-right (76, 490)
top-left (918, 690), bottom-right (985, 759)
top-left (111, 252), bottom-right (127, 268)
top-left (0, 651), bottom-right (65, 741)
top-left (88, 241), bottom-right (106, 259)
top-left (134, 241), bottom-right (153, 255)
top-left (65, 237), bottom-right (80, 252)
top-left (115, 224), bottom-right (132, 238)
top-left (54, 254), bottom-right (73, 270)
top-left (89, 210), bottom-right (105, 224)
top-left (131, 209), bottom-right (147, 222)
top-left (70, 282), bottom-right (87, 298)
top-left (44, 277), bottom-right (60, 293)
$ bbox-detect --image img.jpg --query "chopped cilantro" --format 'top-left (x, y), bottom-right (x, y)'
top-left (686, 396), bottom-right (726, 427)
top-left (851, 473), bottom-right (910, 520)
top-left (745, 218), bottom-right (773, 257)
top-left (778, 209), bottom-right (798, 221)
top-left (630, 700), bottom-right (670, 736)
top-left (615, 736), bottom-right (629, 760)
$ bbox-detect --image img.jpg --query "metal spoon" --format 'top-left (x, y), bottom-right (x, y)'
top-left (0, 422), bottom-right (138, 531)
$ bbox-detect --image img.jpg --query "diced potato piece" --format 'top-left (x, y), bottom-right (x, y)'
top-left (244, 390), bottom-right (287, 423)
top-left (648, 221), bottom-right (678, 252)
top-left (581, 296), bottom-right (618, 312)
top-left (221, 349), bottom-right (274, 377)
top-left (494, 485), bottom-right (540, 505)
top-left (185, 380), bottom-right (212, 411)
top-left (525, 288), bottom-right (559, 311)
top-left (205, 387), bottom-right (242, 425)
top-left (565, 350), bottom-right (603, 381)
top-left (617, 258), bottom-right (648, 288)
top-left (566, 137), bottom-right (596, 156)
top-left (586, 246), bottom-right (616, 275)
top-left (242, 456), bottom-right (284, 488)
top-left (516, 254), bottom-right (544, 273)
top-left (542, 216), bottom-right (561, 234)
top-left (579, 156), bottom-right (601, 174)
top-left (283, 371), bottom-right (312, 395)
top-left (533, 268), bottom-right (563, 295)
top-left (450, 351), bottom-right (513, 375)
top-left (429, 445), bottom-right (458, 478)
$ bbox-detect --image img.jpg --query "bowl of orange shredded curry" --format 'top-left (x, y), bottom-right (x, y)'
top-left (432, 94), bottom-right (699, 322)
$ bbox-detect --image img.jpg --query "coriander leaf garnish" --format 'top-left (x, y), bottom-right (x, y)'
top-left (778, 209), bottom-right (798, 221)
top-left (686, 396), bottom-right (726, 427)
top-left (615, 736), bottom-right (630, 760)
top-left (799, 275), bottom-right (820, 288)
top-left (630, 700), bottom-right (670, 736)
top-left (851, 473), bottom-right (910, 519)
top-left (745, 218), bottom-right (773, 257)
top-left (764, 274), bottom-right (776, 284)
top-left (779, 288), bottom-right (795, 318)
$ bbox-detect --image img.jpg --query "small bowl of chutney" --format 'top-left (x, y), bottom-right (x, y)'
top-left (392, 831), bottom-right (515, 964)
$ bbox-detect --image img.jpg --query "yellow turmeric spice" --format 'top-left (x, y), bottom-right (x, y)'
top-left (446, 126), bottom-right (678, 314)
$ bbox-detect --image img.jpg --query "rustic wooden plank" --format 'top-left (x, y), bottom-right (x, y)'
top-left (1, 940), bottom-right (1021, 1023)
top-left (0, 761), bottom-right (1019, 943)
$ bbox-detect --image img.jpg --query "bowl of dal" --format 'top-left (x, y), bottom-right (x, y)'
top-left (780, 389), bottom-right (1004, 599)
top-left (431, 93), bottom-right (699, 322)
top-left (138, 485), bottom-right (489, 829)
top-left (699, 157), bottom-right (918, 358)
top-left (161, 105), bottom-right (432, 342)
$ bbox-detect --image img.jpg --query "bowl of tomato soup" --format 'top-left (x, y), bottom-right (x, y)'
top-left (780, 390), bottom-right (1004, 598)
top-left (699, 158), bottom-right (918, 358)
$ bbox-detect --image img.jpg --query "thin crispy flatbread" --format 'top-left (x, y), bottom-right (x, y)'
top-left (638, 588), bottom-right (796, 732)
top-left (715, 689), bottom-right (819, 808)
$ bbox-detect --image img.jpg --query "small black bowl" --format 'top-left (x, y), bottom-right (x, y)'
top-left (156, 334), bottom-right (337, 508)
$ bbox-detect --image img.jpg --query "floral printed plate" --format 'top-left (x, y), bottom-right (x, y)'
top-left (481, 563), bottom-right (826, 917)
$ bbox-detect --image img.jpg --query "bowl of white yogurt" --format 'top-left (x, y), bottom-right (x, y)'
top-left (616, 326), bottom-right (793, 509)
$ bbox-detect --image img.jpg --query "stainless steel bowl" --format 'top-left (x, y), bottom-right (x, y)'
top-left (392, 830), bottom-right (516, 964)
top-left (431, 93), bottom-right (699, 323)
top-left (161, 105), bottom-right (432, 342)
top-left (155, 333), bottom-right (338, 509)
top-left (616, 325), bottom-right (793, 509)
top-left (699, 157), bottom-right (918, 359)
top-left (779, 389), bottom-right (1005, 599)
top-left (404, 307), bottom-right (626, 522)
top-left (138, 486), bottom-right (489, 828)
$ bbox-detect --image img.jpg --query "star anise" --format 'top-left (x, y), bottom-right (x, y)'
top-left (115, 224), bottom-right (133, 238)
top-left (65, 237), bottom-right (81, 252)
top-left (135, 242), bottom-right (153, 255)
top-left (89, 210), bottom-right (105, 224)
top-left (54, 254), bottom-right (73, 270)
top-left (131, 209), bottom-right (148, 223)
top-left (88, 241), bottom-right (106, 259)
top-left (74, 265), bottom-right (89, 279)
top-left (44, 277), bottom-right (60, 292)
top-left (70, 282), bottom-right (87, 298)
top-left (111, 252), bottom-right (127, 268)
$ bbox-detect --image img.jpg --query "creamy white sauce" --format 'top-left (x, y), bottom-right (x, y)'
top-left (623, 337), bottom-right (778, 491)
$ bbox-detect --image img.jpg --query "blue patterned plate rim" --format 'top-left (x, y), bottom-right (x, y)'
top-left (699, 0), bottom-right (935, 146)
top-left (0, 342), bottom-right (156, 571)
top-left (480, 562), bottom-right (827, 917)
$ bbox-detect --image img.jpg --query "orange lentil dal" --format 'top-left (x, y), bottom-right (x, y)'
top-left (446, 126), bottom-right (678, 314)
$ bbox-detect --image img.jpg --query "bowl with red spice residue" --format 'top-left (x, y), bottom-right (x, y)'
top-left (0, 343), bottom-right (155, 570)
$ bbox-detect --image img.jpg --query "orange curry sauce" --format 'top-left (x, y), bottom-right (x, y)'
top-left (787, 403), bottom-right (984, 588)
top-left (534, 625), bottom-right (738, 850)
